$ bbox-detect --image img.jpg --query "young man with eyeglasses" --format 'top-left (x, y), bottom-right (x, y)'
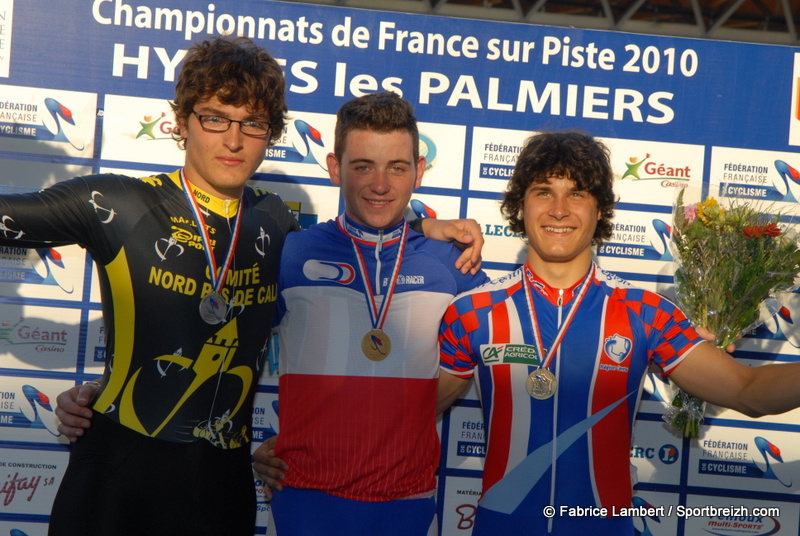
top-left (0, 36), bottom-right (296, 536)
top-left (0, 37), bottom-right (480, 536)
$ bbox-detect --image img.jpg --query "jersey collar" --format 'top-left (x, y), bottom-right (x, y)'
top-left (168, 169), bottom-right (240, 218)
top-left (337, 213), bottom-right (406, 245)
top-left (524, 262), bottom-right (595, 306)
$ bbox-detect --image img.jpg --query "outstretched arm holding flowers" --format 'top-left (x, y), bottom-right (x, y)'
top-left (670, 341), bottom-right (800, 418)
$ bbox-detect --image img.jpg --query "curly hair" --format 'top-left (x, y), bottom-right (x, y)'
top-left (333, 91), bottom-right (419, 162)
top-left (170, 36), bottom-right (287, 145)
top-left (500, 130), bottom-right (616, 245)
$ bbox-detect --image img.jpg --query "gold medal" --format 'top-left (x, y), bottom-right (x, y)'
top-left (361, 329), bottom-right (392, 361)
top-left (526, 368), bottom-right (557, 400)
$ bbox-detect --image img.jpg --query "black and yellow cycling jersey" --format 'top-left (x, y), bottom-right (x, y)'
top-left (0, 169), bottom-right (299, 447)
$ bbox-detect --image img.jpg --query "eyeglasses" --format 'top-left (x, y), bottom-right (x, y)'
top-left (192, 112), bottom-right (270, 137)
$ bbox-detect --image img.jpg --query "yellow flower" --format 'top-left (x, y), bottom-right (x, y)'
top-left (697, 197), bottom-right (725, 225)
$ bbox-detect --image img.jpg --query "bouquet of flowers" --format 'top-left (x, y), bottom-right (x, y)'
top-left (663, 189), bottom-right (800, 438)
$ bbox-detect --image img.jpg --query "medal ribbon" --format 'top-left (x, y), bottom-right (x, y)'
top-left (339, 214), bottom-right (407, 332)
top-left (180, 170), bottom-right (243, 294)
top-left (523, 263), bottom-right (595, 369)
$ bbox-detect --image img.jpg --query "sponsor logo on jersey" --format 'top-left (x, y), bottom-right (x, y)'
top-left (385, 274), bottom-right (425, 286)
top-left (302, 259), bottom-right (356, 285)
top-left (603, 334), bottom-right (632, 365)
top-left (88, 190), bottom-right (117, 224)
top-left (480, 344), bottom-right (540, 366)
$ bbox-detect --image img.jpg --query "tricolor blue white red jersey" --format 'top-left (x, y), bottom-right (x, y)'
top-left (275, 214), bottom-right (488, 502)
top-left (439, 263), bottom-right (703, 534)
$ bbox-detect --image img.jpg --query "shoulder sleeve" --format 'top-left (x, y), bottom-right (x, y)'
top-left (0, 175), bottom-right (108, 249)
top-left (250, 187), bottom-right (301, 235)
top-left (632, 289), bottom-right (704, 374)
top-left (408, 230), bottom-right (491, 293)
top-left (439, 297), bottom-right (479, 378)
top-left (275, 221), bottom-right (315, 326)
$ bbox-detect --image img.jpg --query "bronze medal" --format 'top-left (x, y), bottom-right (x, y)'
top-left (361, 329), bottom-right (392, 361)
top-left (526, 368), bottom-right (557, 400)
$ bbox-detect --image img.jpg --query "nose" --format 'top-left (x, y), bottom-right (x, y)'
top-left (549, 194), bottom-right (570, 219)
top-left (371, 170), bottom-right (390, 194)
top-left (222, 122), bottom-right (245, 151)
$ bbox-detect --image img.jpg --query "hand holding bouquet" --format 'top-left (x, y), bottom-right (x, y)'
top-left (663, 189), bottom-right (800, 438)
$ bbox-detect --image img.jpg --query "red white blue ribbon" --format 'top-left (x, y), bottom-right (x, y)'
top-left (338, 214), bottom-right (407, 332)
top-left (180, 169), bottom-right (243, 294)
top-left (523, 263), bottom-right (595, 369)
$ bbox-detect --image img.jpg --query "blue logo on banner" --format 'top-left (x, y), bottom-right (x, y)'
top-left (457, 441), bottom-right (486, 457)
top-left (479, 163), bottom-right (513, 180)
top-left (0, 98), bottom-right (85, 150)
top-left (659, 444), bottom-right (679, 464)
top-left (698, 437), bottom-right (791, 487)
top-left (411, 199), bottom-right (437, 219)
top-left (267, 119), bottom-right (328, 170)
top-left (420, 133), bottom-right (438, 171)
top-left (0, 385), bottom-right (60, 435)
top-left (597, 219), bottom-right (672, 261)
top-left (720, 160), bottom-right (800, 202)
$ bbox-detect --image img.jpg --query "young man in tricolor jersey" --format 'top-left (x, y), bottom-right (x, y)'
top-left (254, 92), bottom-right (489, 536)
top-left (437, 130), bottom-right (800, 535)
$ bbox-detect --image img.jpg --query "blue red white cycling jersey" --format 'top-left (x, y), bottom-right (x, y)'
top-left (274, 214), bottom-right (488, 502)
top-left (439, 263), bottom-right (703, 534)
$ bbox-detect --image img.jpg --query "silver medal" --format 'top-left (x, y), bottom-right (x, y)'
top-left (526, 368), bottom-right (557, 400)
top-left (199, 292), bottom-right (228, 324)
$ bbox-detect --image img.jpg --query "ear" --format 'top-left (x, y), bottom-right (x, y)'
top-left (175, 116), bottom-right (189, 143)
top-left (327, 153), bottom-right (341, 186)
top-left (413, 156), bottom-right (426, 190)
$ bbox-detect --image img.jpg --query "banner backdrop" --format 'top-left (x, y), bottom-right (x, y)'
top-left (1, 1), bottom-right (800, 535)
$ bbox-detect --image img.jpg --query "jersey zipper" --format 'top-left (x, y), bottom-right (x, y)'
top-left (548, 288), bottom-right (565, 534)
top-left (374, 229), bottom-right (384, 296)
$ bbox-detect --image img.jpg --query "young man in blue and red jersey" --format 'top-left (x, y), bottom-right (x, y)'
top-left (253, 92), bottom-right (489, 536)
top-left (438, 130), bottom-right (800, 535)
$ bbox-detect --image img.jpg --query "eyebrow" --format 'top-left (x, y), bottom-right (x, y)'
top-left (529, 182), bottom-right (585, 193)
top-left (195, 106), bottom-right (268, 121)
top-left (347, 158), bottom-right (412, 166)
